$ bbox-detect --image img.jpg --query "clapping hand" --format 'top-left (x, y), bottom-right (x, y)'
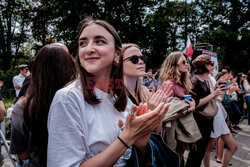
top-left (119, 102), bottom-right (170, 148)
top-left (146, 81), bottom-right (173, 111)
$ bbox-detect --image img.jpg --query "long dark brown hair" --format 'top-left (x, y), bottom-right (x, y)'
top-left (236, 72), bottom-right (244, 86)
top-left (76, 17), bottom-right (127, 111)
top-left (23, 43), bottom-right (76, 165)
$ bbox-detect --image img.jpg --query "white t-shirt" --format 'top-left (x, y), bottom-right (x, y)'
top-left (47, 80), bottom-right (132, 167)
top-left (243, 80), bottom-right (250, 97)
top-left (13, 74), bottom-right (25, 97)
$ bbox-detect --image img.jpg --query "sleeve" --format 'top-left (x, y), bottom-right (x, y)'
top-left (243, 80), bottom-right (250, 93)
top-left (0, 93), bottom-right (2, 101)
top-left (13, 76), bottom-right (18, 87)
top-left (190, 77), bottom-right (200, 107)
top-left (10, 104), bottom-right (29, 154)
top-left (47, 93), bottom-right (90, 167)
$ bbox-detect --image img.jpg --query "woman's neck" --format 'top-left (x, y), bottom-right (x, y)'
top-left (94, 75), bottom-right (111, 93)
top-left (124, 76), bottom-right (138, 100)
top-left (196, 73), bottom-right (209, 81)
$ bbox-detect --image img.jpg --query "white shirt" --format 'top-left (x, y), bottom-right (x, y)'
top-left (243, 80), bottom-right (250, 97)
top-left (12, 74), bottom-right (25, 97)
top-left (47, 80), bottom-right (132, 167)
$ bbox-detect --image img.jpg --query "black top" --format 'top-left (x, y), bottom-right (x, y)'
top-left (128, 92), bottom-right (139, 105)
top-left (191, 76), bottom-right (211, 112)
top-left (191, 75), bottom-right (213, 131)
top-left (0, 93), bottom-right (2, 101)
top-left (17, 75), bottom-right (31, 99)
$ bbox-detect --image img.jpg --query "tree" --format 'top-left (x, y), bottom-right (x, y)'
top-left (196, 0), bottom-right (250, 72)
top-left (0, 0), bottom-right (31, 72)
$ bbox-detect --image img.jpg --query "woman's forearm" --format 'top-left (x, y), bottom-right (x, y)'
top-left (0, 101), bottom-right (6, 123)
top-left (196, 93), bottom-right (215, 108)
top-left (80, 131), bottom-right (135, 167)
top-left (80, 138), bottom-right (129, 167)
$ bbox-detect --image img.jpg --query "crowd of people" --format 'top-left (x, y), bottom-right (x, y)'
top-left (0, 17), bottom-right (249, 167)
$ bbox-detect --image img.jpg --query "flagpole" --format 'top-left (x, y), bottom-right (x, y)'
top-left (184, 0), bottom-right (187, 46)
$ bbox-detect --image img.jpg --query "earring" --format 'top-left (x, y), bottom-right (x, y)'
top-left (113, 60), bottom-right (119, 66)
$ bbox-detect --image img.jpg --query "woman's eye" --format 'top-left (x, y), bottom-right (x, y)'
top-left (79, 41), bottom-right (87, 46)
top-left (96, 40), bottom-right (105, 44)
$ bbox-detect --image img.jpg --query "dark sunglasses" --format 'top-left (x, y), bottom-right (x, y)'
top-left (181, 60), bottom-right (188, 65)
top-left (123, 55), bottom-right (147, 64)
top-left (207, 61), bottom-right (215, 66)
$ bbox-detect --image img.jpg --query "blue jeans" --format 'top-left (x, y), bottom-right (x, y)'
top-left (246, 96), bottom-right (250, 125)
top-left (231, 101), bottom-right (242, 125)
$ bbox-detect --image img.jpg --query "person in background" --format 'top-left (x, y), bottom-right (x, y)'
top-left (122, 43), bottom-right (173, 129)
top-left (17, 75), bottom-right (31, 99)
top-left (0, 81), bottom-right (6, 122)
top-left (47, 17), bottom-right (169, 167)
top-left (203, 65), bottom-right (237, 167)
top-left (236, 73), bottom-right (246, 117)
top-left (228, 74), bottom-right (242, 129)
top-left (152, 69), bottom-right (161, 90)
top-left (122, 43), bottom-right (150, 104)
top-left (221, 65), bottom-right (231, 74)
top-left (13, 64), bottom-right (30, 97)
top-left (0, 81), bottom-right (6, 167)
top-left (243, 70), bottom-right (250, 125)
top-left (143, 69), bottom-right (156, 91)
top-left (159, 51), bottom-right (197, 166)
top-left (186, 54), bottom-right (225, 167)
top-left (10, 43), bottom-right (77, 167)
top-left (121, 43), bottom-right (176, 166)
top-left (218, 72), bottom-right (239, 133)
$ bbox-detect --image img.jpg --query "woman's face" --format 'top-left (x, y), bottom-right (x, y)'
top-left (205, 60), bottom-right (215, 74)
top-left (123, 46), bottom-right (145, 78)
top-left (240, 74), bottom-right (246, 81)
top-left (178, 55), bottom-right (188, 73)
top-left (78, 23), bottom-right (119, 78)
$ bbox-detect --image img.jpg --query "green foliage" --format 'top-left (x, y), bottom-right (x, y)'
top-left (3, 97), bottom-right (16, 109)
top-left (0, 0), bottom-right (32, 71)
top-left (0, 69), bottom-right (17, 98)
top-left (196, 0), bottom-right (250, 73)
top-left (0, 0), bottom-right (249, 75)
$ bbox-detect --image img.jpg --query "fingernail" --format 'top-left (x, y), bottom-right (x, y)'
top-left (120, 124), bottom-right (125, 130)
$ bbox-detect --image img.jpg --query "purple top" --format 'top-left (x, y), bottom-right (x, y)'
top-left (169, 79), bottom-right (187, 100)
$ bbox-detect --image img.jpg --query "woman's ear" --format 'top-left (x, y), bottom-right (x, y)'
top-left (114, 49), bottom-right (121, 65)
top-left (114, 56), bottom-right (120, 66)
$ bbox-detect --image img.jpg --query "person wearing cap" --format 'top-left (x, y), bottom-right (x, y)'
top-left (185, 54), bottom-right (225, 167)
top-left (12, 64), bottom-right (30, 97)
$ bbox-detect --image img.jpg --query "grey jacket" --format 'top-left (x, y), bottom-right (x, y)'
top-left (162, 97), bottom-right (202, 150)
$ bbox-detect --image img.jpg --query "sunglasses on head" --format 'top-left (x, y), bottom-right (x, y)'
top-left (207, 61), bottom-right (215, 66)
top-left (123, 55), bottom-right (147, 64)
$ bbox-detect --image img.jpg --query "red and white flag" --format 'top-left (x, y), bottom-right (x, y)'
top-left (184, 36), bottom-right (193, 57)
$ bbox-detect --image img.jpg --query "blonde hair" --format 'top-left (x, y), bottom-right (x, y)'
top-left (122, 43), bottom-right (148, 103)
top-left (137, 78), bottom-right (151, 103)
top-left (121, 43), bottom-right (140, 56)
top-left (159, 51), bottom-right (192, 93)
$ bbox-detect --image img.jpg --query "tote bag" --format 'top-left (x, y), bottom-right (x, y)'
top-left (198, 99), bottom-right (218, 119)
